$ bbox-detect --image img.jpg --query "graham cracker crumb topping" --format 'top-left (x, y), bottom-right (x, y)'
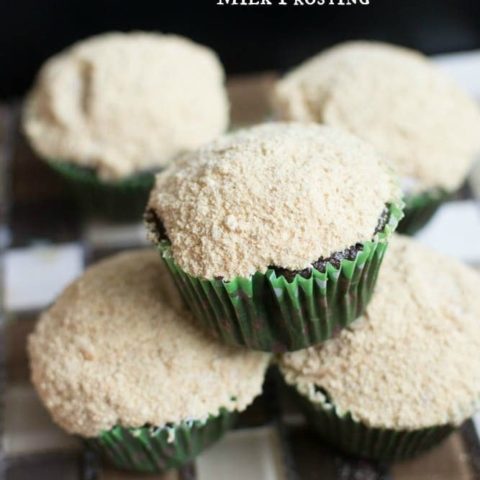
top-left (23, 32), bottom-right (229, 180)
top-left (28, 250), bottom-right (269, 437)
top-left (273, 41), bottom-right (480, 192)
top-left (280, 236), bottom-right (480, 430)
top-left (148, 122), bottom-right (399, 279)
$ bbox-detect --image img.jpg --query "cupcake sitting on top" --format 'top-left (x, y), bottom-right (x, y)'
top-left (28, 250), bottom-right (269, 473)
top-left (23, 32), bottom-right (229, 220)
top-left (279, 235), bottom-right (480, 461)
top-left (146, 122), bottom-right (403, 352)
top-left (273, 41), bottom-right (480, 233)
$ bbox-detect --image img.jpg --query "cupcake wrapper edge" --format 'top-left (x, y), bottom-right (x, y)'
top-left (398, 188), bottom-right (450, 235)
top-left (86, 409), bottom-right (236, 473)
top-left (158, 201), bottom-right (404, 352)
top-left (48, 160), bottom-right (154, 222)
top-left (292, 387), bottom-right (454, 462)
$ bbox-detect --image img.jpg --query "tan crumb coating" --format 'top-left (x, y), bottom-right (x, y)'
top-left (23, 32), bottom-right (229, 180)
top-left (279, 235), bottom-right (480, 430)
top-left (28, 250), bottom-right (269, 438)
top-left (273, 41), bottom-right (480, 192)
top-left (147, 122), bottom-right (400, 279)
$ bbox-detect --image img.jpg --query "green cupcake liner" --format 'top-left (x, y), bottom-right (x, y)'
top-left (398, 188), bottom-right (450, 235)
top-left (292, 387), bottom-right (454, 462)
top-left (155, 202), bottom-right (404, 353)
top-left (48, 161), bottom-right (155, 222)
top-left (85, 409), bottom-right (236, 473)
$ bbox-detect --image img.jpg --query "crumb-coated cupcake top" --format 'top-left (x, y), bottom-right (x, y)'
top-left (279, 235), bottom-right (480, 430)
top-left (28, 250), bottom-right (269, 438)
top-left (23, 32), bottom-right (229, 180)
top-left (273, 41), bottom-right (480, 192)
top-left (147, 122), bottom-right (400, 280)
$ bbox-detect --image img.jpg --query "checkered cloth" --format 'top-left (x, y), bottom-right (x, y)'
top-left (1, 71), bottom-right (480, 480)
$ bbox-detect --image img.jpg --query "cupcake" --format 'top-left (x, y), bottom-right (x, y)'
top-left (273, 41), bottom-right (480, 234)
top-left (28, 250), bottom-right (269, 473)
top-left (279, 235), bottom-right (480, 462)
top-left (145, 122), bottom-right (403, 352)
top-left (23, 32), bottom-right (229, 222)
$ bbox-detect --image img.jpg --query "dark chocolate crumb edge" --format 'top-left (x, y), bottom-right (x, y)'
top-left (145, 206), bottom-right (391, 282)
top-left (144, 208), bottom-right (168, 243)
top-left (272, 206), bottom-right (390, 281)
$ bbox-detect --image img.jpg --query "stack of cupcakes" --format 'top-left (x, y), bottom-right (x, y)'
top-left (26, 36), bottom-right (480, 474)
top-left (143, 121), bottom-right (480, 463)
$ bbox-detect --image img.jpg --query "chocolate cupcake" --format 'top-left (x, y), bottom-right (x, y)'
top-left (146, 122), bottom-right (403, 352)
top-left (273, 41), bottom-right (480, 234)
top-left (28, 250), bottom-right (269, 473)
top-left (279, 235), bottom-right (480, 462)
top-left (23, 32), bottom-right (229, 222)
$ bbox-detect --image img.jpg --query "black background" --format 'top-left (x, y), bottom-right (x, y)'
top-left (1, 0), bottom-right (480, 98)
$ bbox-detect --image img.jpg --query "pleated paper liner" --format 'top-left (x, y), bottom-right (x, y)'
top-left (155, 202), bottom-right (404, 353)
top-left (48, 161), bottom-right (155, 222)
top-left (291, 386), bottom-right (454, 462)
top-left (85, 409), bottom-right (236, 473)
top-left (397, 188), bottom-right (450, 235)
